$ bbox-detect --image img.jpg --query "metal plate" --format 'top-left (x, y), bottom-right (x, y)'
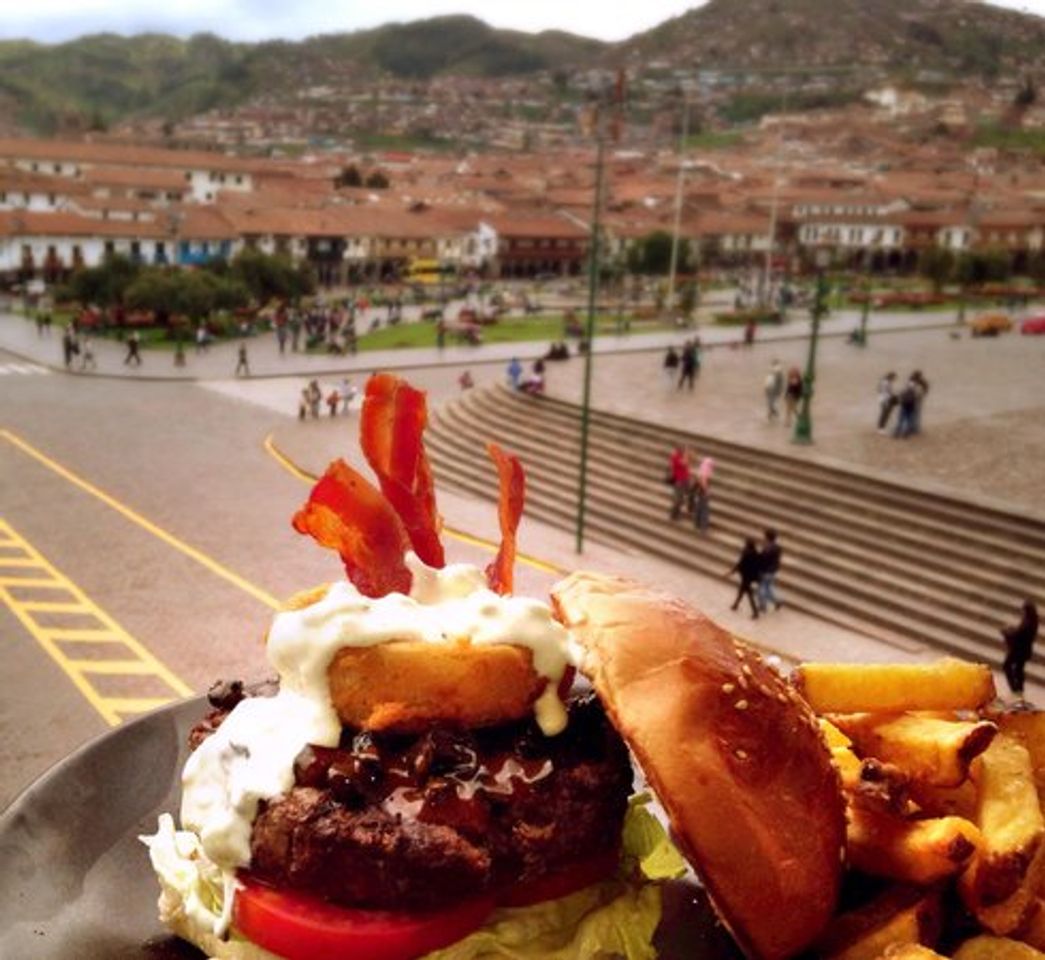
top-left (0, 697), bottom-right (743, 959)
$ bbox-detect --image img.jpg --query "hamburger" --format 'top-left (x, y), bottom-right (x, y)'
top-left (142, 374), bottom-right (846, 960)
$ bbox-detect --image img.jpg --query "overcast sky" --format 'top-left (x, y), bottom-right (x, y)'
top-left (3, 0), bottom-right (1044, 44)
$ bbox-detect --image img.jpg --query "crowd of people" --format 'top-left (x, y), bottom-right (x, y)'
top-left (876, 370), bottom-right (931, 438)
top-left (297, 377), bottom-right (358, 420)
top-left (662, 339), bottom-right (702, 390)
top-left (666, 445), bottom-right (715, 531)
top-left (507, 356), bottom-right (546, 395)
top-left (728, 530), bottom-right (785, 620)
top-left (666, 445), bottom-right (788, 620)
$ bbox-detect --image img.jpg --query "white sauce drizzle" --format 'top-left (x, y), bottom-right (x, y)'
top-left (179, 553), bottom-right (575, 906)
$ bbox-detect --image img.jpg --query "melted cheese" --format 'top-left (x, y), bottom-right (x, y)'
top-left (180, 554), bottom-right (574, 883)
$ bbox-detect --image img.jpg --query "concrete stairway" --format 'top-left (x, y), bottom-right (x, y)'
top-left (427, 385), bottom-right (1045, 682)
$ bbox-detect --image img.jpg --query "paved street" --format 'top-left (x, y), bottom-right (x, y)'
top-left (2, 302), bottom-right (1043, 810)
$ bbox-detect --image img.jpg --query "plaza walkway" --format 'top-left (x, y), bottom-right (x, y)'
top-left (0, 306), bottom-right (960, 381)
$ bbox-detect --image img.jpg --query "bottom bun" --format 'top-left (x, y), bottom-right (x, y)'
top-left (552, 571), bottom-right (846, 960)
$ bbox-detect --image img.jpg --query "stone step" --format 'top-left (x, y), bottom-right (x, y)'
top-left (428, 439), bottom-right (1043, 686)
top-left (430, 416), bottom-right (1026, 630)
top-left (469, 386), bottom-right (1045, 559)
top-left (429, 426), bottom-right (1024, 644)
top-left (441, 396), bottom-right (1045, 597)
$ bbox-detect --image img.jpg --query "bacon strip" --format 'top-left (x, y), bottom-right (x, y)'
top-left (360, 373), bottom-right (445, 568)
top-left (485, 443), bottom-right (526, 595)
top-left (292, 459), bottom-right (412, 598)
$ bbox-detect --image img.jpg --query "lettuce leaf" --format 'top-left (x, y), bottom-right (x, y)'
top-left (621, 793), bottom-right (688, 882)
top-left (423, 795), bottom-right (686, 959)
top-left (424, 881), bottom-right (661, 960)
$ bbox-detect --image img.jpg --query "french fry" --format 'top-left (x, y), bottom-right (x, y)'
top-left (1016, 899), bottom-right (1045, 951)
top-left (994, 711), bottom-right (1045, 796)
top-left (959, 735), bottom-right (1045, 935)
top-left (876, 946), bottom-right (948, 959)
top-left (953, 935), bottom-right (1045, 959)
top-left (847, 806), bottom-right (981, 885)
top-left (823, 717), bottom-right (863, 787)
top-left (830, 713), bottom-right (996, 788)
top-left (817, 886), bottom-right (942, 960)
top-left (793, 660), bottom-right (995, 714)
top-left (821, 719), bottom-right (909, 814)
top-left (908, 779), bottom-right (979, 820)
top-left (856, 758), bottom-right (911, 816)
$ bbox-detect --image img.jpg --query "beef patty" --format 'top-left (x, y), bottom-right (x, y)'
top-left (190, 684), bottom-right (633, 909)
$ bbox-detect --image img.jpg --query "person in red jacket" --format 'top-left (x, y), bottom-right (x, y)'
top-left (668, 446), bottom-right (693, 520)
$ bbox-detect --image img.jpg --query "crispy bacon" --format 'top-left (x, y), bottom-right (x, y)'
top-left (292, 459), bottom-right (412, 598)
top-left (485, 443), bottom-right (526, 595)
top-left (360, 374), bottom-right (445, 568)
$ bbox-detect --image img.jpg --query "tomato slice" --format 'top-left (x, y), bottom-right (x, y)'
top-left (234, 877), bottom-right (496, 960)
top-left (498, 849), bottom-right (620, 909)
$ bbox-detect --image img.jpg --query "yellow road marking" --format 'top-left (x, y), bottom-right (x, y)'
top-left (263, 432), bottom-right (566, 577)
top-left (0, 518), bottom-right (191, 726)
top-left (1, 429), bottom-right (281, 611)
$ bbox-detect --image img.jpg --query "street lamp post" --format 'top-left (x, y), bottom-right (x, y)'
top-left (574, 103), bottom-right (608, 554)
top-left (792, 271), bottom-right (828, 445)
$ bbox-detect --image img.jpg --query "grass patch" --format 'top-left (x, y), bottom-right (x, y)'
top-left (972, 126), bottom-right (1045, 156)
top-left (684, 130), bottom-right (744, 150)
top-left (323, 314), bottom-right (672, 352)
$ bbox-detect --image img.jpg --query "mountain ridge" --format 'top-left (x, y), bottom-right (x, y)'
top-left (0, 2), bottom-right (1042, 136)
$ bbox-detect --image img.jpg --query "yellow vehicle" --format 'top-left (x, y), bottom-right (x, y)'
top-left (969, 312), bottom-right (1012, 337)
top-left (405, 258), bottom-right (443, 285)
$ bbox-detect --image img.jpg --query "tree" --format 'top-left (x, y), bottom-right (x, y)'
top-left (365, 170), bottom-right (390, 189)
top-left (626, 231), bottom-right (691, 276)
top-left (68, 254), bottom-right (142, 307)
top-left (231, 249), bottom-right (314, 303)
top-left (919, 248), bottom-right (955, 292)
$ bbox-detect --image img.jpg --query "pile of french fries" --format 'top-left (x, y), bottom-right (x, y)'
top-left (792, 658), bottom-right (1045, 960)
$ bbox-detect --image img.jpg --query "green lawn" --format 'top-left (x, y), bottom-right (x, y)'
top-left (339, 314), bottom-right (672, 352)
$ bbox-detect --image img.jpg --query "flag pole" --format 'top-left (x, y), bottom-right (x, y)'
top-left (575, 98), bottom-right (608, 554)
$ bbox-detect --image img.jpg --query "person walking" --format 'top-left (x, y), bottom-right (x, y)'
top-left (668, 446), bottom-right (693, 521)
top-left (290, 314), bottom-right (302, 352)
top-left (124, 330), bottom-right (142, 367)
top-left (307, 379), bottom-right (322, 419)
top-left (235, 343), bottom-right (250, 377)
top-left (195, 323), bottom-right (209, 355)
top-left (507, 357), bottom-right (523, 390)
top-left (276, 322), bottom-right (288, 356)
top-left (877, 372), bottom-right (898, 433)
top-left (61, 327), bottom-right (77, 368)
top-left (326, 388), bottom-right (340, 418)
top-left (764, 359), bottom-right (784, 421)
top-left (729, 538), bottom-right (762, 619)
top-left (78, 333), bottom-right (97, 372)
top-left (757, 528), bottom-right (783, 612)
top-left (693, 456), bottom-right (714, 533)
top-left (339, 378), bottom-right (357, 414)
top-left (784, 367), bottom-right (803, 427)
top-left (893, 376), bottom-right (918, 439)
top-left (910, 370), bottom-right (930, 435)
top-left (663, 346), bottom-right (679, 385)
top-left (298, 387), bottom-right (309, 421)
top-left (1001, 600), bottom-right (1039, 702)
top-left (678, 342), bottom-right (697, 391)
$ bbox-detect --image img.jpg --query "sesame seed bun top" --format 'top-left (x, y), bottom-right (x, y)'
top-left (551, 571), bottom-right (846, 960)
